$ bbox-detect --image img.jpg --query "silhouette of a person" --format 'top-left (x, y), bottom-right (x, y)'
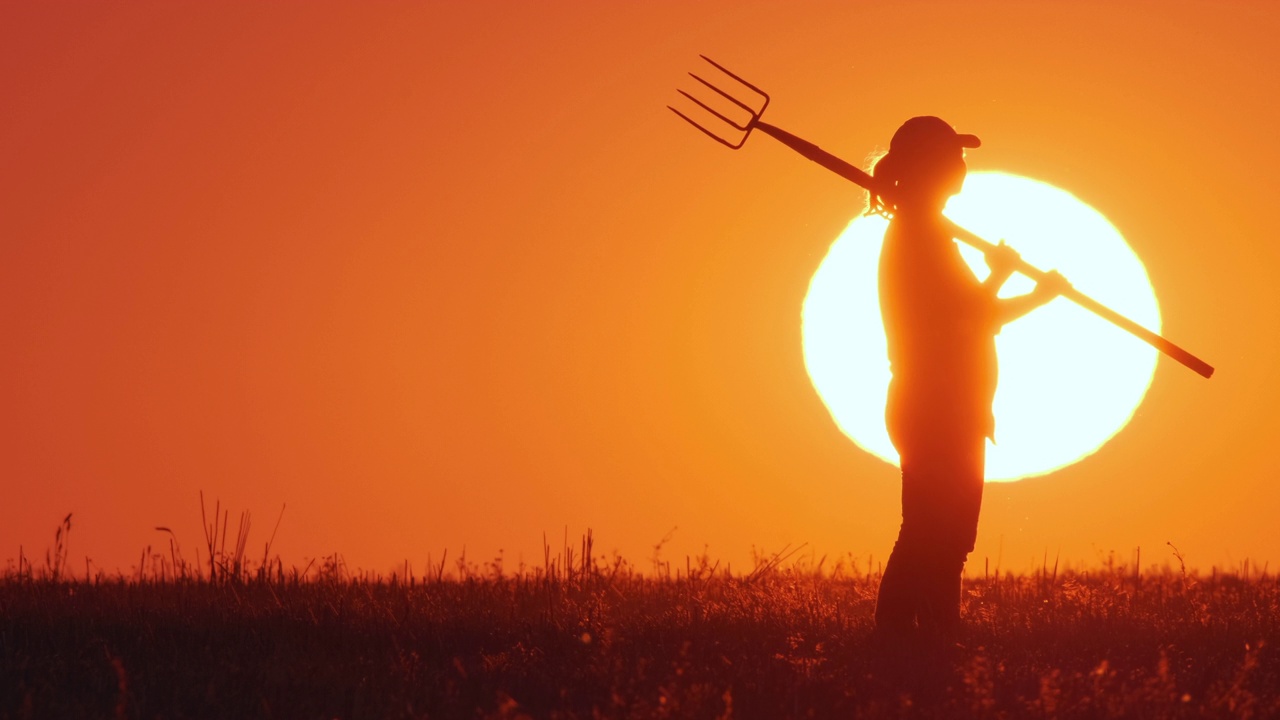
top-left (869, 116), bottom-right (1066, 638)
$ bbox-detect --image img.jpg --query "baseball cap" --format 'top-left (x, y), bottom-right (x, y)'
top-left (889, 116), bottom-right (981, 156)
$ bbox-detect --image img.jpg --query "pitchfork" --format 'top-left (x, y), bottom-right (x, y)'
top-left (669, 55), bottom-right (1214, 379)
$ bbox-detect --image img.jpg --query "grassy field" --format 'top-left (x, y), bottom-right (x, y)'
top-left (3, 535), bottom-right (1278, 720)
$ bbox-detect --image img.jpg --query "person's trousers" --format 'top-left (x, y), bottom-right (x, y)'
top-left (875, 416), bottom-right (986, 635)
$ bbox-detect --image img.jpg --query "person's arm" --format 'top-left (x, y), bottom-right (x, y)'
top-left (982, 240), bottom-right (1019, 294)
top-left (980, 240), bottom-right (1070, 326)
top-left (995, 270), bottom-right (1070, 326)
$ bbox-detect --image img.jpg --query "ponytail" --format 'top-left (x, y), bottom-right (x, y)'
top-left (867, 145), bottom-right (956, 218)
top-left (867, 150), bottom-right (898, 219)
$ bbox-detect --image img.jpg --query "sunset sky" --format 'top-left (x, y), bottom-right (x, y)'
top-left (3, 2), bottom-right (1277, 576)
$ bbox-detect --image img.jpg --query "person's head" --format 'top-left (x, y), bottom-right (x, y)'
top-left (868, 116), bottom-right (980, 217)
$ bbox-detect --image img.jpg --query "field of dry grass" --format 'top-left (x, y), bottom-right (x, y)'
top-left (3, 526), bottom-right (1278, 719)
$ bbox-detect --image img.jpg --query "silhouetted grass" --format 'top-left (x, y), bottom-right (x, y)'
top-left (2, 540), bottom-right (1277, 720)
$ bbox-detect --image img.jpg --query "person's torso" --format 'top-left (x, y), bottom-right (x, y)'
top-left (878, 214), bottom-right (999, 435)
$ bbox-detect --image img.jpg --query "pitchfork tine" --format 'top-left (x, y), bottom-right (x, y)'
top-left (699, 55), bottom-right (770, 105)
top-left (677, 89), bottom-right (750, 132)
top-left (667, 106), bottom-right (744, 149)
top-left (669, 55), bottom-right (770, 150)
top-left (688, 74), bottom-right (757, 128)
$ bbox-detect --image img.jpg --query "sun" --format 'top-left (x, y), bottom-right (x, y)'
top-left (802, 172), bottom-right (1160, 482)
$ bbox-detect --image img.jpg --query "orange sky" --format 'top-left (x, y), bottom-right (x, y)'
top-left (3, 2), bottom-right (1277, 576)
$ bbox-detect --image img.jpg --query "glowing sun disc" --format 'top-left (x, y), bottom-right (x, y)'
top-left (802, 172), bottom-right (1160, 482)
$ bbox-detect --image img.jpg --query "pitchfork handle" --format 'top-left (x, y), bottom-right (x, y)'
top-left (753, 122), bottom-right (1215, 379)
top-left (945, 220), bottom-right (1214, 379)
top-left (755, 123), bottom-right (884, 193)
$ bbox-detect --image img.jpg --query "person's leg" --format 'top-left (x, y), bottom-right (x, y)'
top-left (875, 549), bottom-right (918, 633)
top-left (916, 545), bottom-right (970, 637)
top-left (875, 479), bottom-right (925, 633)
top-left (875, 426), bottom-right (941, 634)
top-left (876, 406), bottom-right (931, 634)
top-left (877, 393), bottom-right (985, 636)
top-left (916, 433), bottom-right (985, 636)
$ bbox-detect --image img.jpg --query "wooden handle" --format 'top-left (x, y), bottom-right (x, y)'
top-left (753, 121), bottom-right (1215, 379)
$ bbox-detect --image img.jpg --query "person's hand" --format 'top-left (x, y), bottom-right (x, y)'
top-left (984, 240), bottom-right (1021, 282)
top-left (1033, 269), bottom-right (1071, 303)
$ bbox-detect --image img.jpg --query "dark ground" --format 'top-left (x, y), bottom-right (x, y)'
top-left (2, 561), bottom-right (1277, 719)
